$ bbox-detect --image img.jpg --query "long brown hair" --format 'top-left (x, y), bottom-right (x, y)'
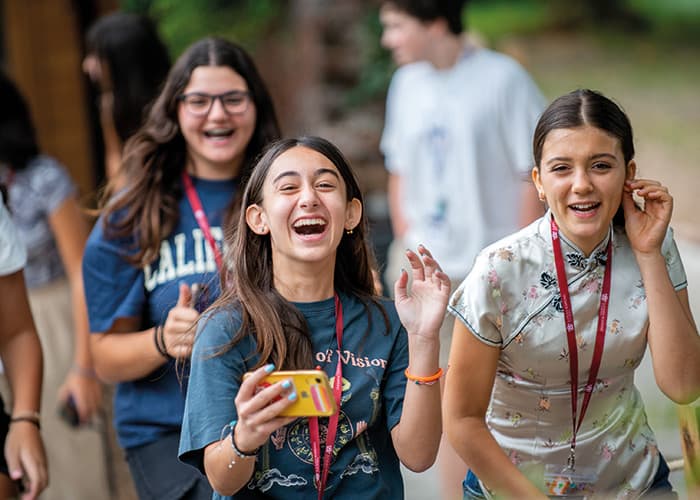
top-left (99, 37), bottom-right (280, 266)
top-left (212, 136), bottom-right (387, 370)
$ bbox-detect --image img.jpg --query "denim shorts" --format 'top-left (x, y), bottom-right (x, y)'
top-left (125, 431), bottom-right (213, 500)
top-left (463, 453), bottom-right (677, 499)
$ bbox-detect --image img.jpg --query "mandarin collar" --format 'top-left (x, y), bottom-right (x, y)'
top-left (537, 211), bottom-right (613, 271)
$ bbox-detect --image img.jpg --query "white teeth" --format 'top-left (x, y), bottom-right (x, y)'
top-left (293, 218), bottom-right (326, 227)
top-left (571, 203), bottom-right (598, 210)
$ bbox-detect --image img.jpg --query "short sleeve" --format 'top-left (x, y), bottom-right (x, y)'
top-left (179, 309), bottom-right (256, 473)
top-left (662, 227), bottom-right (688, 291)
top-left (82, 216), bottom-right (146, 332)
top-left (496, 61), bottom-right (546, 176)
top-left (380, 305), bottom-right (409, 432)
top-left (448, 252), bottom-right (504, 346)
top-left (0, 196), bottom-right (26, 275)
top-left (30, 156), bottom-right (77, 215)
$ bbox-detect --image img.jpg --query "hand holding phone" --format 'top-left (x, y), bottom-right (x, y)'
top-left (244, 369), bottom-right (337, 417)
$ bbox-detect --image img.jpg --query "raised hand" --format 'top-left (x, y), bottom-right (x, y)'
top-left (394, 245), bottom-right (451, 339)
top-left (233, 365), bottom-right (296, 453)
top-left (162, 283), bottom-right (199, 360)
top-left (623, 178), bottom-right (673, 256)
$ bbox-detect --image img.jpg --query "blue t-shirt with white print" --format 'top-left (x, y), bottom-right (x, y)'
top-left (83, 176), bottom-right (237, 449)
top-left (179, 292), bottom-right (410, 499)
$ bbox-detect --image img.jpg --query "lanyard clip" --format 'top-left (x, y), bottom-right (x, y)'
top-left (566, 447), bottom-right (576, 471)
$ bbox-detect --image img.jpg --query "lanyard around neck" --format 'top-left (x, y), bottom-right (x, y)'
top-left (309, 293), bottom-right (343, 500)
top-left (181, 171), bottom-right (223, 270)
top-left (550, 217), bottom-right (612, 471)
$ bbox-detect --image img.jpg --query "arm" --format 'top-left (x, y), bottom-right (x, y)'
top-left (203, 364), bottom-right (295, 495)
top-left (48, 197), bottom-right (102, 421)
top-left (623, 179), bottom-right (700, 404)
top-left (0, 271), bottom-right (48, 499)
top-left (391, 246), bottom-right (448, 471)
top-left (443, 321), bottom-right (546, 498)
top-left (387, 173), bottom-right (408, 240)
top-left (90, 283), bottom-right (198, 383)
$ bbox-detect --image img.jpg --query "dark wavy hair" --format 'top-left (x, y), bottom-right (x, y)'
top-left (212, 136), bottom-right (388, 370)
top-left (85, 12), bottom-right (171, 143)
top-left (0, 71), bottom-right (39, 171)
top-left (100, 37), bottom-right (281, 266)
top-left (533, 89), bottom-right (634, 227)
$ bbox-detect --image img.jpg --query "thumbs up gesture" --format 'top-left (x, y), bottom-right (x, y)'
top-left (160, 283), bottom-right (200, 360)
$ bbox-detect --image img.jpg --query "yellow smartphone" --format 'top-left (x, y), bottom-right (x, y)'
top-left (244, 369), bottom-right (337, 417)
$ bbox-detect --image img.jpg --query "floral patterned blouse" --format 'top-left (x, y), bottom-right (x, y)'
top-left (449, 213), bottom-right (687, 498)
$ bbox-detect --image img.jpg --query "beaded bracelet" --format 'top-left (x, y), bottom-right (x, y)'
top-left (404, 367), bottom-right (444, 386)
top-left (10, 411), bottom-right (41, 429)
top-left (219, 420), bottom-right (258, 469)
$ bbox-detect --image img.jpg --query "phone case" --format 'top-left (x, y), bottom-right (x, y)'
top-left (247, 370), bottom-right (337, 417)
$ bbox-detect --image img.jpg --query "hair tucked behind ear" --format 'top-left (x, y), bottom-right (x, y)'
top-left (533, 89), bottom-right (634, 228)
top-left (208, 136), bottom-right (388, 370)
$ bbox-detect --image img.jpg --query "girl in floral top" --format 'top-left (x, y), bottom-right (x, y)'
top-left (444, 89), bottom-right (700, 499)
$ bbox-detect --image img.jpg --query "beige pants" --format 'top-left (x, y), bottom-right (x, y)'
top-left (1, 279), bottom-right (134, 499)
top-left (384, 239), bottom-right (462, 367)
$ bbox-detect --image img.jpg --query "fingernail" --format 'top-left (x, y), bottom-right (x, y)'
top-left (400, 267), bottom-right (406, 274)
top-left (288, 392), bottom-right (297, 401)
top-left (264, 363), bottom-right (275, 373)
top-left (282, 379), bottom-right (292, 389)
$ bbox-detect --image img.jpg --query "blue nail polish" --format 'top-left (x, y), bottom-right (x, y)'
top-left (282, 380), bottom-right (291, 389)
top-left (288, 392), bottom-right (297, 401)
top-left (264, 363), bottom-right (275, 373)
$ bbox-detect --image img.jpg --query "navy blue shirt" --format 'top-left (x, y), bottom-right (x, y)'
top-left (83, 176), bottom-right (237, 449)
top-left (179, 293), bottom-right (410, 499)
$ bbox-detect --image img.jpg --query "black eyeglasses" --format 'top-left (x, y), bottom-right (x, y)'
top-left (178, 91), bottom-right (251, 116)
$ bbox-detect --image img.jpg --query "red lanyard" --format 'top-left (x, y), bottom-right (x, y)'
top-left (309, 293), bottom-right (343, 500)
top-left (550, 217), bottom-right (612, 471)
top-left (181, 171), bottom-right (223, 270)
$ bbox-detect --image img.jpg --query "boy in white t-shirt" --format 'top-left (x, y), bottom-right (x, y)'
top-left (379, 1), bottom-right (545, 497)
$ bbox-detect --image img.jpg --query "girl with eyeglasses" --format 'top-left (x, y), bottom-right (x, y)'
top-left (82, 37), bottom-right (281, 499)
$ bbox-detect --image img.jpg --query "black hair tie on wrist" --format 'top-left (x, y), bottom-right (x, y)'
top-left (10, 416), bottom-right (41, 430)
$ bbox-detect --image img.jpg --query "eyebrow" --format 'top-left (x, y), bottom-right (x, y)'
top-left (545, 152), bottom-right (618, 165)
top-left (272, 168), bottom-right (340, 185)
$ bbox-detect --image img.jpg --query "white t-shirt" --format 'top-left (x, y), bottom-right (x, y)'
top-left (381, 48), bottom-right (545, 278)
top-left (0, 193), bottom-right (26, 276)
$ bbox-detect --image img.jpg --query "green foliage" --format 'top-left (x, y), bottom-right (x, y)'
top-left (468, 0), bottom-right (550, 43)
top-left (344, 9), bottom-right (394, 106)
top-left (121, 0), bottom-right (285, 57)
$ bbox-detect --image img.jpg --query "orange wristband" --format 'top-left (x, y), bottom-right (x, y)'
top-left (404, 367), bottom-right (443, 386)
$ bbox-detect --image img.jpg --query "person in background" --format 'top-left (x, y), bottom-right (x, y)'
top-left (179, 136), bottom-right (448, 498)
top-left (378, 1), bottom-right (546, 496)
top-left (82, 37), bottom-right (281, 499)
top-left (445, 89), bottom-right (700, 498)
top-left (83, 11), bottom-right (171, 183)
top-left (0, 72), bottom-right (110, 499)
top-left (0, 187), bottom-right (48, 500)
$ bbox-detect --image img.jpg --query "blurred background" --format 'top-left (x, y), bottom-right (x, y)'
top-left (1, 0), bottom-right (698, 497)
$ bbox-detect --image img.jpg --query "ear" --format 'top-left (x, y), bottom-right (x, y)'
top-left (531, 166), bottom-right (545, 201)
top-left (245, 204), bottom-right (268, 235)
top-left (427, 17), bottom-right (449, 37)
top-left (344, 198), bottom-right (363, 232)
top-left (625, 160), bottom-right (636, 181)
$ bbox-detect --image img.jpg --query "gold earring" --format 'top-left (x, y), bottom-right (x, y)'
top-left (538, 191), bottom-right (545, 201)
top-left (346, 228), bottom-right (353, 235)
